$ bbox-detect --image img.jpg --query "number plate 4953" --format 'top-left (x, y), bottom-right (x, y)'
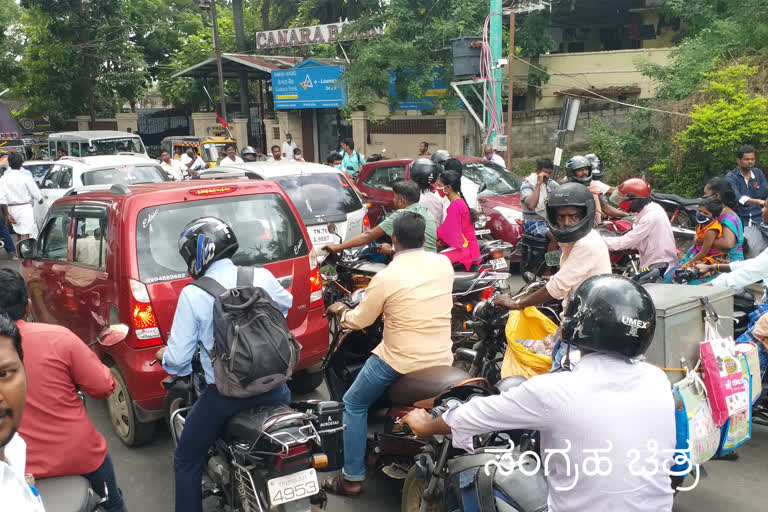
top-left (267, 468), bottom-right (319, 506)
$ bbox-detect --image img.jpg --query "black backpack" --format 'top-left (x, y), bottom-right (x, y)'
top-left (191, 267), bottom-right (302, 397)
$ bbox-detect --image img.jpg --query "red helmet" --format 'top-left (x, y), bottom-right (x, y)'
top-left (618, 178), bottom-right (651, 198)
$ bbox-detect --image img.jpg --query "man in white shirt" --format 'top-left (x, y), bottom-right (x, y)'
top-left (0, 152), bottom-right (43, 241)
top-left (403, 275), bottom-right (676, 512)
top-left (0, 316), bottom-right (45, 511)
top-left (483, 144), bottom-right (506, 168)
top-left (282, 134), bottom-right (297, 161)
top-left (181, 148), bottom-right (206, 176)
top-left (159, 151), bottom-right (186, 181)
top-left (267, 145), bottom-right (283, 162)
top-left (219, 143), bottom-right (243, 166)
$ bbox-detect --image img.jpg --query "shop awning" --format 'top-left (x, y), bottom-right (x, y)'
top-left (172, 53), bottom-right (345, 80)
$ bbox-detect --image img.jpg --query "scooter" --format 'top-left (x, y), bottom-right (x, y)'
top-left (323, 290), bottom-right (486, 479)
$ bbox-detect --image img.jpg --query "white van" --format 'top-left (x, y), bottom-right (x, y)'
top-left (48, 131), bottom-right (149, 158)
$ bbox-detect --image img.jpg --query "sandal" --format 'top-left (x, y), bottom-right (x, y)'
top-left (322, 475), bottom-right (362, 497)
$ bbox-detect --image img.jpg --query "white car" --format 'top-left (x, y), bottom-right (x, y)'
top-left (200, 162), bottom-right (369, 259)
top-left (35, 155), bottom-right (170, 229)
top-left (22, 161), bottom-right (57, 185)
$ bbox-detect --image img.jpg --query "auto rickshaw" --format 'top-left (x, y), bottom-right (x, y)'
top-left (160, 136), bottom-right (236, 168)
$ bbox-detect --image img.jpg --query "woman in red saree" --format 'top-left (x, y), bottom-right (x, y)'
top-left (436, 170), bottom-right (481, 270)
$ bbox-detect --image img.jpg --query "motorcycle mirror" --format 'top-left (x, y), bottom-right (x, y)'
top-left (96, 323), bottom-right (130, 347)
top-left (349, 289), bottom-right (366, 307)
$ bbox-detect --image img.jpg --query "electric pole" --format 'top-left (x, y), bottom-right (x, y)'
top-left (208, 1), bottom-right (228, 123)
top-left (506, 10), bottom-right (515, 169)
top-left (233, 0), bottom-right (250, 120)
top-left (489, 0), bottom-right (503, 143)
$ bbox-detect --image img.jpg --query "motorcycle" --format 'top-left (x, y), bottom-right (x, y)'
top-left (399, 382), bottom-right (549, 512)
top-left (651, 192), bottom-right (699, 228)
top-left (323, 290), bottom-right (487, 479)
top-left (320, 239), bottom-right (510, 345)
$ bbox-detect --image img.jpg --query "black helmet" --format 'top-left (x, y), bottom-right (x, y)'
top-left (432, 149), bottom-right (451, 167)
top-left (546, 182), bottom-right (595, 243)
top-left (178, 217), bottom-right (239, 279)
top-left (585, 153), bottom-right (604, 180)
top-left (561, 274), bottom-right (656, 359)
top-left (566, 155), bottom-right (592, 186)
top-left (410, 158), bottom-right (438, 187)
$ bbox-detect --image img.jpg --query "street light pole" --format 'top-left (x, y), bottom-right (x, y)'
top-left (209, 0), bottom-right (228, 123)
top-left (506, 10), bottom-right (515, 169)
top-left (489, 0), bottom-right (503, 143)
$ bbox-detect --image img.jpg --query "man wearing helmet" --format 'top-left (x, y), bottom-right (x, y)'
top-left (154, 218), bottom-right (293, 512)
top-left (494, 182), bottom-right (611, 312)
top-left (241, 146), bottom-right (262, 162)
top-left (431, 149), bottom-right (451, 169)
top-left (403, 275), bottom-right (676, 512)
top-left (585, 153), bottom-right (615, 195)
top-left (566, 155), bottom-right (625, 223)
top-left (603, 178), bottom-right (677, 273)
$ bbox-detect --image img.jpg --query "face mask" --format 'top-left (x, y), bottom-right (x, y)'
top-left (334, 164), bottom-right (343, 171)
top-left (436, 186), bottom-right (447, 198)
top-left (696, 212), bottom-right (714, 224)
top-left (619, 200), bottom-right (633, 212)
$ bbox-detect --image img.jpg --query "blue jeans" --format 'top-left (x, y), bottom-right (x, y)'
top-left (174, 383), bottom-right (291, 512)
top-left (0, 221), bottom-right (14, 255)
top-left (83, 453), bottom-right (125, 512)
top-left (342, 355), bottom-right (401, 481)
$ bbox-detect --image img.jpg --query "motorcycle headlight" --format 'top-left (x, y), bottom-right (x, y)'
top-left (494, 206), bottom-right (522, 224)
top-left (474, 212), bottom-right (489, 229)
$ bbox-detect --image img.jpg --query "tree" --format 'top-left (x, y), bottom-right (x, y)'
top-left (0, 0), bottom-right (24, 90)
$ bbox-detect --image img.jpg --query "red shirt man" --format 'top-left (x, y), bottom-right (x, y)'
top-left (0, 268), bottom-right (125, 511)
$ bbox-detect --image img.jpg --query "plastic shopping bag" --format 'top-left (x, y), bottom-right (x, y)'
top-left (700, 334), bottom-right (750, 427)
top-left (735, 343), bottom-right (762, 404)
top-left (717, 362), bottom-right (752, 457)
top-left (501, 307), bottom-right (557, 379)
top-left (671, 372), bottom-right (720, 468)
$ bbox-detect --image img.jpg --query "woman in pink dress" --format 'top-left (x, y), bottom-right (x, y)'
top-left (436, 170), bottom-right (481, 270)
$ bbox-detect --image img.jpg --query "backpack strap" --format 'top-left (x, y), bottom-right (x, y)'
top-left (236, 266), bottom-right (255, 288)
top-left (190, 276), bottom-right (227, 297)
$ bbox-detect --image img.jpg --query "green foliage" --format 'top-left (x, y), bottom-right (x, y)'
top-left (587, 107), bottom-right (669, 185)
top-left (653, 65), bottom-right (768, 195)
top-left (0, 0), bottom-right (23, 88)
top-left (514, 12), bottom-right (555, 88)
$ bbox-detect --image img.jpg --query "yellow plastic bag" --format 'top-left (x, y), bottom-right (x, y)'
top-left (501, 307), bottom-right (558, 379)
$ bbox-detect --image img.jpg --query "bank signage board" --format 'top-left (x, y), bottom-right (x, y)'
top-left (255, 22), bottom-right (380, 50)
top-left (271, 65), bottom-right (347, 109)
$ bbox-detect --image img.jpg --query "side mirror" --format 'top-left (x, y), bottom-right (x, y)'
top-left (96, 323), bottom-right (130, 347)
top-left (17, 239), bottom-right (36, 260)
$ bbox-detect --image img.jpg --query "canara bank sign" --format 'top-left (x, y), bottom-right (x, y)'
top-left (255, 22), bottom-right (381, 50)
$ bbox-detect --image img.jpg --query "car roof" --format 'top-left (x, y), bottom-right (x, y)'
top-left (23, 160), bottom-right (56, 165)
top-left (61, 179), bottom-right (287, 204)
top-left (161, 136), bottom-right (233, 143)
top-left (48, 131), bottom-right (140, 140)
top-left (56, 155), bottom-right (158, 170)
top-left (203, 161), bottom-right (340, 178)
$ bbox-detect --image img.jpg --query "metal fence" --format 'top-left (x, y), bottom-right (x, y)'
top-left (137, 108), bottom-right (190, 157)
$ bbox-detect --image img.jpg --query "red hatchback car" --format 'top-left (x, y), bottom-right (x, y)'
top-left (19, 180), bottom-right (329, 446)
top-left (356, 156), bottom-right (525, 260)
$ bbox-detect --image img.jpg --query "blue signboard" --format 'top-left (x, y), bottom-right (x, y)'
top-left (271, 65), bottom-right (347, 109)
top-left (388, 69), bottom-right (449, 111)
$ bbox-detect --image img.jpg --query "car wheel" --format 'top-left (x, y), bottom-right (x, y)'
top-left (288, 369), bottom-right (325, 395)
top-left (165, 394), bottom-right (188, 443)
top-left (107, 365), bottom-right (156, 446)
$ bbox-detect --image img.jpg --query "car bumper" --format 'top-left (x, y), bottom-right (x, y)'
top-left (105, 342), bottom-right (169, 415)
top-left (294, 305), bottom-right (329, 370)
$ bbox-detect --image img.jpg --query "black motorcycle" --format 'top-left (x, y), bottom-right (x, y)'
top-left (162, 354), bottom-right (339, 512)
top-left (651, 192), bottom-right (699, 228)
top-left (399, 383), bottom-right (548, 512)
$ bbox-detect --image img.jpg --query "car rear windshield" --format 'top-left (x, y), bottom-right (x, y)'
top-left (462, 161), bottom-right (522, 196)
top-left (273, 172), bottom-right (363, 224)
top-left (136, 194), bottom-right (309, 283)
top-left (92, 137), bottom-right (145, 155)
top-left (81, 165), bottom-right (167, 186)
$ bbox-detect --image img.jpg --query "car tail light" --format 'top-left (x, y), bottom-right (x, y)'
top-left (128, 278), bottom-right (163, 348)
top-left (363, 215), bottom-right (370, 228)
top-left (275, 445), bottom-right (311, 473)
top-left (190, 186), bottom-right (237, 196)
top-left (481, 287), bottom-right (495, 301)
top-left (308, 250), bottom-right (323, 307)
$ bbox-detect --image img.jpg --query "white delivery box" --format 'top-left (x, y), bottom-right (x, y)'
top-left (643, 283), bottom-right (734, 383)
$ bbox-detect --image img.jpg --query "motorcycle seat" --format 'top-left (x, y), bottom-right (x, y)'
top-left (223, 403), bottom-right (303, 441)
top-left (37, 475), bottom-right (95, 512)
top-left (453, 271), bottom-right (483, 294)
top-left (386, 365), bottom-right (471, 406)
top-left (652, 192), bottom-right (700, 207)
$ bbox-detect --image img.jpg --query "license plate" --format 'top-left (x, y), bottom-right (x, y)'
top-left (307, 225), bottom-right (334, 246)
top-left (475, 229), bottom-right (491, 236)
top-left (268, 468), bottom-right (319, 506)
top-left (490, 257), bottom-right (508, 270)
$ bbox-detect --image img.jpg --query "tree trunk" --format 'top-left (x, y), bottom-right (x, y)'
top-left (76, 0), bottom-right (94, 122)
top-left (261, 0), bottom-right (271, 30)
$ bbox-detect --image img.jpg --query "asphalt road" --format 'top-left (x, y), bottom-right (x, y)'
top-left (4, 251), bottom-right (765, 512)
